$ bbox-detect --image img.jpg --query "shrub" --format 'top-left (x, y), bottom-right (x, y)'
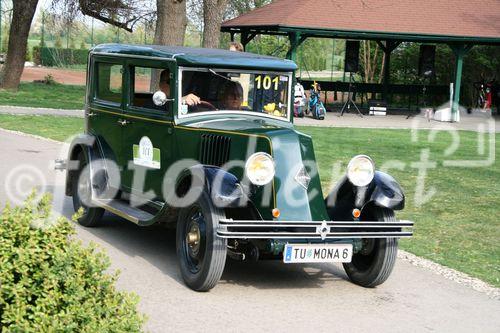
top-left (0, 194), bottom-right (146, 332)
top-left (43, 74), bottom-right (57, 85)
top-left (32, 46), bottom-right (89, 67)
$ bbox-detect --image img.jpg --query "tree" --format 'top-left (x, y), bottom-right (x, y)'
top-left (360, 40), bottom-right (385, 85)
top-left (149, 0), bottom-right (188, 90)
top-left (0, 0), bottom-right (145, 90)
top-left (225, 0), bottom-right (271, 17)
top-left (0, 0), bottom-right (39, 90)
top-left (202, 0), bottom-right (227, 48)
top-left (154, 0), bottom-right (187, 46)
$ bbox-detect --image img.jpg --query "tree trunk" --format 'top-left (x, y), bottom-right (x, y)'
top-left (154, 0), bottom-right (187, 46)
top-left (0, 0), bottom-right (39, 90)
top-left (151, 0), bottom-right (187, 90)
top-left (202, 0), bottom-right (228, 48)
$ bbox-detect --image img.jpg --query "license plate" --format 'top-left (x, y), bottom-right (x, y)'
top-left (283, 244), bottom-right (353, 263)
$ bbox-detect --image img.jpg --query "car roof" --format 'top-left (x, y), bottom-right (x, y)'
top-left (91, 43), bottom-right (297, 71)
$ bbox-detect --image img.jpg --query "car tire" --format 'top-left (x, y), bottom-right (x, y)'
top-left (72, 151), bottom-right (104, 227)
top-left (176, 190), bottom-right (227, 292)
top-left (343, 207), bottom-right (398, 288)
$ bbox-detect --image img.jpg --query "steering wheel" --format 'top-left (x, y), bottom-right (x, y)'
top-left (189, 100), bottom-right (217, 112)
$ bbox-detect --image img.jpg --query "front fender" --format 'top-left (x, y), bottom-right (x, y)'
top-left (65, 134), bottom-right (99, 196)
top-left (325, 171), bottom-right (405, 220)
top-left (368, 171), bottom-right (405, 210)
top-left (176, 165), bottom-right (249, 208)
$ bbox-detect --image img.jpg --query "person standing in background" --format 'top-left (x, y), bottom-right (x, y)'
top-left (229, 42), bottom-right (244, 52)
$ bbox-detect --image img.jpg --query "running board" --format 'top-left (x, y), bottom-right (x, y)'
top-left (92, 199), bottom-right (155, 224)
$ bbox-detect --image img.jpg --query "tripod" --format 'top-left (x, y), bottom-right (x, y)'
top-left (339, 73), bottom-right (363, 117)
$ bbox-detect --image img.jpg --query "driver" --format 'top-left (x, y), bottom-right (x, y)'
top-left (219, 80), bottom-right (243, 110)
top-left (159, 69), bottom-right (201, 106)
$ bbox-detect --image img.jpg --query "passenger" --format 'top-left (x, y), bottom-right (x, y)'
top-left (159, 69), bottom-right (201, 106)
top-left (219, 80), bottom-right (244, 110)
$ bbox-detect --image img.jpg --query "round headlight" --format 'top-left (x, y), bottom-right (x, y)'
top-left (245, 152), bottom-right (275, 186)
top-left (347, 155), bottom-right (375, 187)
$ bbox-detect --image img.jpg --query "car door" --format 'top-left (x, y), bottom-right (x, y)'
top-left (87, 56), bottom-right (126, 193)
top-left (120, 59), bottom-right (176, 204)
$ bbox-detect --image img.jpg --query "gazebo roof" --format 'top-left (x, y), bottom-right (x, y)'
top-left (221, 0), bottom-right (500, 44)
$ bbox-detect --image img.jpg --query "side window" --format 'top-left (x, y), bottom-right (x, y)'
top-left (95, 62), bottom-right (123, 104)
top-left (131, 66), bottom-right (170, 110)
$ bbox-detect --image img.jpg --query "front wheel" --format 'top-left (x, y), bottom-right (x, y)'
top-left (343, 208), bottom-right (398, 287)
top-left (176, 190), bottom-right (227, 291)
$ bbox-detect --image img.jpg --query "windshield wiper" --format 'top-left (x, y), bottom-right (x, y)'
top-left (209, 69), bottom-right (233, 82)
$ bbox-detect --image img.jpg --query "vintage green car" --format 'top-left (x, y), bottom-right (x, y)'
top-left (64, 44), bottom-right (413, 291)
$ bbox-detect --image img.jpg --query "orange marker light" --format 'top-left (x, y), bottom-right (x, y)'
top-left (352, 209), bottom-right (361, 219)
top-left (272, 208), bottom-right (281, 218)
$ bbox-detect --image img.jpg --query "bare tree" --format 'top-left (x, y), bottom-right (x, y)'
top-left (0, 0), bottom-right (39, 90)
top-left (202, 0), bottom-right (227, 48)
top-left (361, 40), bottom-right (385, 83)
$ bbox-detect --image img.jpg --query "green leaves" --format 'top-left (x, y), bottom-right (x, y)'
top-left (0, 194), bottom-right (145, 332)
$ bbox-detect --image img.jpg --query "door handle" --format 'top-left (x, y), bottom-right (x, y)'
top-left (117, 119), bottom-right (130, 126)
top-left (87, 112), bottom-right (97, 117)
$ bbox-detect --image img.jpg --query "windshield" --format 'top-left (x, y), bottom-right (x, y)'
top-left (179, 68), bottom-right (291, 120)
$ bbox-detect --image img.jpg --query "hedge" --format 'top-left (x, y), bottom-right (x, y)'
top-left (33, 46), bottom-right (89, 67)
top-left (0, 193), bottom-right (146, 332)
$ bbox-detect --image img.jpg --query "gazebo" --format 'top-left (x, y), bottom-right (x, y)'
top-left (221, 0), bottom-right (500, 121)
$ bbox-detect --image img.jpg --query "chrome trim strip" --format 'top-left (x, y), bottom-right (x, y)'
top-left (217, 232), bottom-right (414, 239)
top-left (217, 219), bottom-right (414, 239)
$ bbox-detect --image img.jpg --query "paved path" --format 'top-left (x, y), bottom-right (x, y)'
top-left (0, 129), bottom-right (499, 332)
top-left (0, 105), bottom-right (83, 118)
top-left (1, 105), bottom-right (498, 132)
top-left (294, 111), bottom-right (500, 132)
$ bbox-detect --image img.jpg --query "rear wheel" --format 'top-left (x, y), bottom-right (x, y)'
top-left (176, 190), bottom-right (227, 291)
top-left (71, 151), bottom-right (104, 227)
top-left (343, 207), bottom-right (398, 287)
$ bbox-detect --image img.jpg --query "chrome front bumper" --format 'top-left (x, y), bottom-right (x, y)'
top-left (217, 219), bottom-right (414, 240)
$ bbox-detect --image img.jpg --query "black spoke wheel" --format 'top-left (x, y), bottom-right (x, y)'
top-left (343, 207), bottom-right (398, 288)
top-left (176, 190), bottom-right (227, 291)
top-left (71, 151), bottom-right (104, 227)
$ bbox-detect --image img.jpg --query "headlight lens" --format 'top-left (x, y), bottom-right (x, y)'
top-left (347, 155), bottom-right (375, 187)
top-left (245, 152), bottom-right (275, 186)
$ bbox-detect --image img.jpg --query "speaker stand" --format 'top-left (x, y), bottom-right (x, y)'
top-left (407, 76), bottom-right (429, 119)
top-left (339, 73), bottom-right (363, 117)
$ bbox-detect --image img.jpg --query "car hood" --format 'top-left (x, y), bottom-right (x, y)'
top-left (177, 114), bottom-right (329, 221)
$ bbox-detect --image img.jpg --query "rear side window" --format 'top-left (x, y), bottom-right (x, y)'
top-left (95, 62), bottom-right (123, 104)
top-left (131, 66), bottom-right (171, 111)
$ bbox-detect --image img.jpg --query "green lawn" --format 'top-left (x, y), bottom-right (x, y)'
top-left (0, 115), bottom-right (84, 142)
top-left (0, 82), bottom-right (85, 110)
top-left (0, 114), bottom-right (498, 287)
top-left (297, 126), bottom-right (500, 287)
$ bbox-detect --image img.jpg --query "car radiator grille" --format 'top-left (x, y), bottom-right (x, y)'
top-left (199, 134), bottom-right (231, 167)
